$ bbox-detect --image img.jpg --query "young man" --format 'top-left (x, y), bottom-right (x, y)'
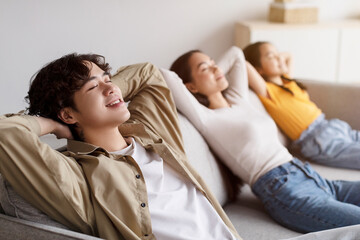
top-left (0, 54), bottom-right (241, 240)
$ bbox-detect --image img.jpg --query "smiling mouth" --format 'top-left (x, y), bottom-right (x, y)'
top-left (106, 99), bottom-right (121, 107)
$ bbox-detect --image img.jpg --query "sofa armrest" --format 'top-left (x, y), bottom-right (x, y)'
top-left (301, 80), bottom-right (360, 130)
top-left (0, 213), bottom-right (103, 240)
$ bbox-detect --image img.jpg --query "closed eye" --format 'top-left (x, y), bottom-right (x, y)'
top-left (86, 72), bottom-right (112, 91)
top-left (87, 84), bottom-right (98, 91)
top-left (201, 67), bottom-right (209, 72)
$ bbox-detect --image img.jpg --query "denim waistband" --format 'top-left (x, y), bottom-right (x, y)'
top-left (252, 158), bottom-right (304, 190)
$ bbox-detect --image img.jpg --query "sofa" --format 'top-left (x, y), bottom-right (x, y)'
top-left (1, 79), bottom-right (360, 240)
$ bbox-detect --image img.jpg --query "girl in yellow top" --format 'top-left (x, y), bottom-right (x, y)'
top-left (244, 41), bottom-right (360, 170)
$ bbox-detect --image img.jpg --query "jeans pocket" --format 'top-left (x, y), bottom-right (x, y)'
top-left (268, 174), bottom-right (289, 196)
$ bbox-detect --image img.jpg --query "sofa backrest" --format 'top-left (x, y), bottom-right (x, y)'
top-left (302, 80), bottom-right (360, 131)
top-left (177, 113), bottom-right (230, 205)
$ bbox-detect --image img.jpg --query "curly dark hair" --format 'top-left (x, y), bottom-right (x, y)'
top-left (25, 53), bottom-right (111, 138)
top-left (170, 50), bottom-right (210, 107)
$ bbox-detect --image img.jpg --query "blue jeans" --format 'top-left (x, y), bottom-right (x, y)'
top-left (293, 114), bottom-right (360, 169)
top-left (252, 159), bottom-right (360, 233)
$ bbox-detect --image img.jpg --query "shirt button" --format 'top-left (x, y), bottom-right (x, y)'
top-left (141, 203), bottom-right (146, 208)
top-left (136, 174), bottom-right (141, 179)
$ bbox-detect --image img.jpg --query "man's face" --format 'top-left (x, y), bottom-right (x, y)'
top-left (69, 62), bottom-right (130, 131)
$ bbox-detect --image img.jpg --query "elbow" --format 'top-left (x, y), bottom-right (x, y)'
top-left (230, 46), bottom-right (245, 59)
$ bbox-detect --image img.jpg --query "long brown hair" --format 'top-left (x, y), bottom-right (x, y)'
top-left (243, 41), bottom-right (306, 95)
top-left (170, 50), bottom-right (210, 107)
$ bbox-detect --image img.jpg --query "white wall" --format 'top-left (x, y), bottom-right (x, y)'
top-left (1, 0), bottom-right (359, 115)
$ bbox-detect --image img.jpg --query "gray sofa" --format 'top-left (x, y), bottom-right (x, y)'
top-left (1, 80), bottom-right (360, 240)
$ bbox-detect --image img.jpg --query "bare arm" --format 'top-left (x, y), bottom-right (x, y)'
top-left (246, 61), bottom-right (270, 98)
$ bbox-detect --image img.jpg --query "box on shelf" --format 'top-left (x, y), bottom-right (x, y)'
top-left (274, 0), bottom-right (295, 2)
top-left (268, 2), bottom-right (318, 24)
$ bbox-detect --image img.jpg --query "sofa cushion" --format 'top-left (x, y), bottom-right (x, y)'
top-left (177, 113), bottom-right (230, 205)
top-left (0, 213), bottom-right (102, 240)
top-left (0, 174), bottom-right (69, 229)
top-left (224, 184), bottom-right (302, 240)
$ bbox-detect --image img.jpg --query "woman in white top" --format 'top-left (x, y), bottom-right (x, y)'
top-left (160, 46), bottom-right (360, 233)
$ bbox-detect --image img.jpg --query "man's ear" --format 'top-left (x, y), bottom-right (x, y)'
top-left (185, 82), bottom-right (198, 94)
top-left (58, 108), bottom-right (77, 125)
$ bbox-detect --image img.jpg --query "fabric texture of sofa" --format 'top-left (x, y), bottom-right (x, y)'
top-left (1, 79), bottom-right (360, 240)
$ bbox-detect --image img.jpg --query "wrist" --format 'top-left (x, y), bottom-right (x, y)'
top-left (35, 116), bottom-right (58, 136)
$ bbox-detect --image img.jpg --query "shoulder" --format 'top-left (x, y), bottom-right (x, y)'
top-left (113, 62), bottom-right (159, 79)
top-left (284, 80), bottom-right (300, 90)
top-left (265, 81), bottom-right (276, 89)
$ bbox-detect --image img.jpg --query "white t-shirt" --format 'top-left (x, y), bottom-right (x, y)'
top-left (161, 46), bottom-right (293, 186)
top-left (111, 138), bottom-right (237, 240)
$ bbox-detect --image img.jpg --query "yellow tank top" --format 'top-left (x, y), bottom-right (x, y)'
top-left (258, 80), bottom-right (322, 140)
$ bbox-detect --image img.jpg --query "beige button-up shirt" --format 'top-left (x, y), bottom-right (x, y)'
top-left (0, 63), bottom-right (241, 240)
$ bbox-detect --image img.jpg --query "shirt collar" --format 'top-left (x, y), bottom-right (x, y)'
top-left (67, 140), bottom-right (104, 155)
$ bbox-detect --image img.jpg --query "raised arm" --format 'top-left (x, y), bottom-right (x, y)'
top-left (160, 68), bottom-right (208, 133)
top-left (0, 114), bottom-right (94, 234)
top-left (36, 116), bottom-right (73, 139)
top-left (216, 46), bottom-right (249, 101)
top-left (247, 61), bottom-right (270, 98)
top-left (111, 63), bottom-right (186, 155)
